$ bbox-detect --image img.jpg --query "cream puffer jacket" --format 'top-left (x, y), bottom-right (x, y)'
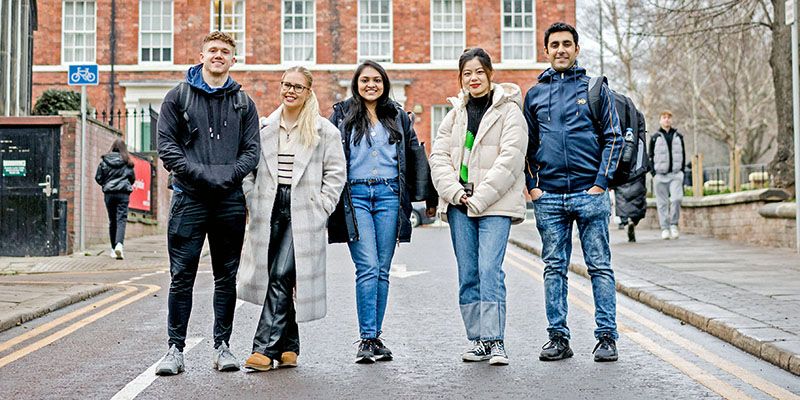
top-left (429, 82), bottom-right (528, 224)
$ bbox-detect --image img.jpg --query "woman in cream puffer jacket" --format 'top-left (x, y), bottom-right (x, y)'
top-left (429, 48), bottom-right (528, 365)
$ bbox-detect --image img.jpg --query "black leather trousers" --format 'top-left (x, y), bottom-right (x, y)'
top-left (252, 184), bottom-right (300, 358)
top-left (166, 189), bottom-right (246, 351)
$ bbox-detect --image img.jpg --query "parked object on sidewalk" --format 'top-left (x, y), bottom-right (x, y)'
top-left (94, 138), bottom-right (135, 259)
top-left (329, 60), bottom-right (437, 364)
top-left (429, 48), bottom-right (527, 364)
top-left (524, 22), bottom-right (621, 362)
top-left (156, 31), bottom-right (260, 374)
top-left (237, 66), bottom-right (346, 369)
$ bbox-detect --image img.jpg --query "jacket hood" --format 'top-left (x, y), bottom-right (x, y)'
top-left (447, 82), bottom-right (523, 109)
top-left (102, 152), bottom-right (127, 168)
top-left (537, 62), bottom-right (586, 82)
top-left (186, 63), bottom-right (240, 95)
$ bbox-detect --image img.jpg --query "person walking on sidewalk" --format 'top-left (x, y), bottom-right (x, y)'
top-left (615, 109), bottom-right (649, 243)
top-left (429, 48), bottom-right (527, 366)
top-left (155, 31), bottom-right (260, 375)
top-left (649, 110), bottom-right (685, 240)
top-left (328, 60), bottom-right (436, 364)
top-left (523, 22), bottom-right (623, 362)
top-left (94, 138), bottom-right (136, 260)
top-left (237, 67), bottom-right (347, 372)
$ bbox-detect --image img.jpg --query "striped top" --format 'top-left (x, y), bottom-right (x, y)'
top-left (278, 117), bottom-right (299, 185)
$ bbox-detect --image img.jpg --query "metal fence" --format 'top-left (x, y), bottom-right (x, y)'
top-left (88, 107), bottom-right (159, 152)
top-left (701, 163), bottom-right (772, 192)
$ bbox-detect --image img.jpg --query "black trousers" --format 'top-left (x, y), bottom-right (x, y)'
top-left (252, 184), bottom-right (299, 358)
top-left (104, 192), bottom-right (130, 247)
top-left (166, 189), bottom-right (246, 350)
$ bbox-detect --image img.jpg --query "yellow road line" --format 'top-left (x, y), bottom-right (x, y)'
top-left (505, 249), bottom-right (800, 400)
top-left (0, 285), bottom-right (137, 353)
top-left (504, 255), bottom-right (752, 400)
top-left (0, 284), bottom-right (160, 369)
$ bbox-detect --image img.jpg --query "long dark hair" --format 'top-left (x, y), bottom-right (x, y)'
top-left (110, 138), bottom-right (134, 167)
top-left (343, 60), bottom-right (402, 146)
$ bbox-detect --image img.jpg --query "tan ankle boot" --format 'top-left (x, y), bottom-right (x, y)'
top-left (277, 351), bottom-right (298, 368)
top-left (243, 352), bottom-right (273, 371)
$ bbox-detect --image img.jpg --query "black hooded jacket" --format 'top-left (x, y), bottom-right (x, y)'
top-left (157, 64), bottom-right (260, 198)
top-left (95, 152), bottom-right (135, 193)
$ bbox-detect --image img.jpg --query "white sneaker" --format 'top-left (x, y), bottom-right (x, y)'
top-left (661, 230), bottom-right (671, 240)
top-left (109, 248), bottom-right (117, 258)
top-left (670, 225), bottom-right (680, 240)
top-left (114, 243), bottom-right (124, 260)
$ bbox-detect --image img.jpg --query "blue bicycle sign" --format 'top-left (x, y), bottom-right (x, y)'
top-left (68, 64), bottom-right (99, 85)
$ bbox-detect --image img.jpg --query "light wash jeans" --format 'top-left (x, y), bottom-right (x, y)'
top-left (533, 190), bottom-right (618, 340)
top-left (654, 171), bottom-right (684, 229)
top-left (347, 178), bottom-right (400, 339)
top-left (447, 206), bottom-right (511, 341)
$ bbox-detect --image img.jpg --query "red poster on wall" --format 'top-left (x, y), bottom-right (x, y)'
top-left (129, 155), bottom-right (152, 212)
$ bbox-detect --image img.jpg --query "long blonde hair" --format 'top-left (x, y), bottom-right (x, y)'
top-left (283, 66), bottom-right (320, 148)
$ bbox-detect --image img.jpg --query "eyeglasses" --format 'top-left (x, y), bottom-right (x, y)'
top-left (280, 82), bottom-right (308, 94)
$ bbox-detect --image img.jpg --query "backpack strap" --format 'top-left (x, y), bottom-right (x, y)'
top-left (178, 81), bottom-right (192, 124)
top-left (587, 75), bottom-right (606, 129)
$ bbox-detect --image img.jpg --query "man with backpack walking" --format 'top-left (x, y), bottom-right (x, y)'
top-left (156, 31), bottom-right (260, 375)
top-left (649, 110), bottom-right (686, 240)
top-left (523, 22), bottom-right (622, 363)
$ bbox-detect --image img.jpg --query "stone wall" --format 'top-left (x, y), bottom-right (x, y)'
top-left (640, 189), bottom-right (796, 249)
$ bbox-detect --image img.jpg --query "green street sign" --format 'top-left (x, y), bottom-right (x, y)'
top-left (2, 160), bottom-right (26, 177)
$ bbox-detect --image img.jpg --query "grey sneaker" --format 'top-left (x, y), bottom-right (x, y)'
top-left (593, 333), bottom-right (618, 362)
top-left (155, 345), bottom-right (185, 376)
top-left (461, 340), bottom-right (491, 362)
top-left (539, 333), bottom-right (573, 361)
top-left (213, 343), bottom-right (240, 371)
top-left (488, 340), bottom-right (509, 365)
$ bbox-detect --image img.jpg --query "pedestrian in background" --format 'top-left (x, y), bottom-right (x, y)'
top-left (615, 110), bottom-right (649, 243)
top-left (94, 138), bottom-right (135, 260)
top-left (156, 31), bottom-right (260, 375)
top-left (649, 110), bottom-right (686, 240)
top-left (237, 66), bottom-right (346, 371)
top-left (524, 22), bottom-right (623, 363)
top-left (328, 60), bottom-right (436, 364)
top-left (429, 48), bottom-right (527, 366)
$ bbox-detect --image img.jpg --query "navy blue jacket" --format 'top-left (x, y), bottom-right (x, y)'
top-left (523, 64), bottom-right (623, 192)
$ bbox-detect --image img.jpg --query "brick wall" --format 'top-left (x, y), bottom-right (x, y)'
top-left (640, 189), bottom-right (797, 249)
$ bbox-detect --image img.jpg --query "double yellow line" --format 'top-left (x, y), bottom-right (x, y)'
top-left (0, 283), bottom-right (160, 369)
top-left (504, 248), bottom-right (799, 400)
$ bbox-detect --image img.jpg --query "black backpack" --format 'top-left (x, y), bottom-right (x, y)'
top-left (175, 81), bottom-right (249, 144)
top-left (587, 76), bottom-right (650, 188)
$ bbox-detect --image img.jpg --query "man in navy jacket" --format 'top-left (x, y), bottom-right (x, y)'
top-left (156, 31), bottom-right (260, 375)
top-left (524, 22), bottom-right (622, 363)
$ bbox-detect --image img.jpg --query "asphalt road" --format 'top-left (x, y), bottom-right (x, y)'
top-left (0, 225), bottom-right (798, 399)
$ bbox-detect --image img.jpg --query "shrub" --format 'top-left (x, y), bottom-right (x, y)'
top-left (32, 89), bottom-right (87, 115)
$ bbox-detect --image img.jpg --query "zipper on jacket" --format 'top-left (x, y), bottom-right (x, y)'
top-left (559, 73), bottom-right (572, 192)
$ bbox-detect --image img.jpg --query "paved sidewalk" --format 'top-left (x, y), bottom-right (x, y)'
top-left (509, 223), bottom-right (800, 375)
top-left (0, 234), bottom-right (172, 333)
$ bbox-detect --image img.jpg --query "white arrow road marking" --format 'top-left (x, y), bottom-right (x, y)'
top-left (109, 300), bottom-right (245, 400)
top-left (389, 264), bottom-right (428, 279)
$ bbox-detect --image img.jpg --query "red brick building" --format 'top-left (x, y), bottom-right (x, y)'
top-left (32, 0), bottom-right (575, 151)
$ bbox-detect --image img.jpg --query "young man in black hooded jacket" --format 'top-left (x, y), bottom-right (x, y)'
top-left (156, 31), bottom-right (260, 375)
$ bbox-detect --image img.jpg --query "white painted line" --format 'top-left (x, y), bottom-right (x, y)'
top-left (389, 264), bottom-right (428, 279)
top-left (116, 280), bottom-right (131, 285)
top-left (130, 277), bottom-right (143, 281)
top-left (109, 337), bottom-right (204, 400)
top-left (155, 270), bottom-right (167, 274)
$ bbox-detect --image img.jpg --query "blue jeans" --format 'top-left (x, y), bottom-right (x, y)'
top-left (347, 178), bottom-right (400, 339)
top-left (447, 206), bottom-right (511, 341)
top-left (533, 191), bottom-right (618, 340)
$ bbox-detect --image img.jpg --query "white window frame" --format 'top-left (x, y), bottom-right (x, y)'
top-left (138, 0), bottom-right (174, 64)
top-left (209, 0), bottom-right (246, 62)
top-left (357, 0), bottom-right (392, 63)
top-left (430, 0), bottom-right (465, 62)
top-left (431, 105), bottom-right (453, 141)
top-left (281, 0), bottom-right (316, 64)
top-left (500, 0), bottom-right (536, 63)
top-left (61, 0), bottom-right (97, 64)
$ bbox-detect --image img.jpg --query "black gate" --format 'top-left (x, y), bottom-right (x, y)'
top-left (0, 124), bottom-right (63, 256)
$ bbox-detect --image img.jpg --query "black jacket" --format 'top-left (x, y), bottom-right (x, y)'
top-left (157, 66), bottom-right (260, 198)
top-left (95, 152), bottom-right (135, 193)
top-left (327, 99), bottom-right (435, 244)
top-left (614, 174), bottom-right (647, 221)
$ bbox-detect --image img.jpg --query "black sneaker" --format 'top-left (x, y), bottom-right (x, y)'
top-left (627, 221), bottom-right (636, 242)
top-left (355, 339), bottom-right (375, 364)
top-left (461, 340), bottom-right (491, 362)
top-left (593, 333), bottom-right (618, 362)
top-left (488, 340), bottom-right (509, 366)
top-left (539, 333), bottom-right (574, 361)
top-left (371, 338), bottom-right (393, 361)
